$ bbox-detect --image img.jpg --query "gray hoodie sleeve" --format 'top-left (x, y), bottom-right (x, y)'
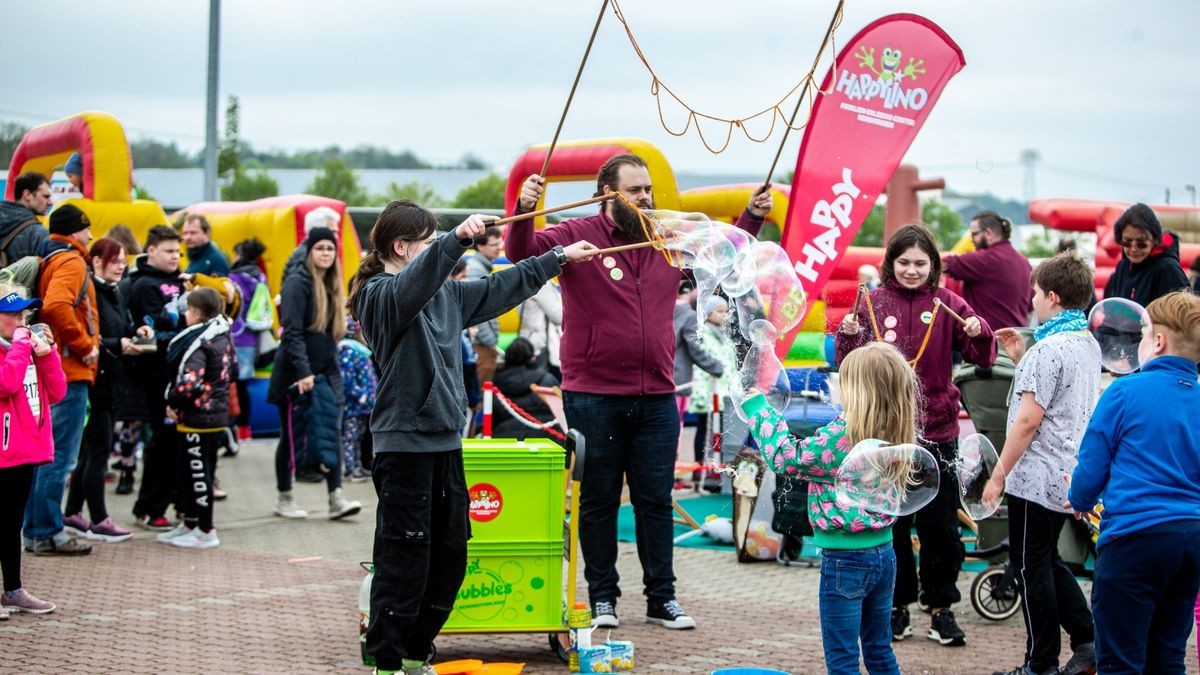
top-left (456, 251), bottom-right (562, 329)
top-left (682, 313), bottom-right (724, 377)
top-left (371, 234), bottom-right (470, 333)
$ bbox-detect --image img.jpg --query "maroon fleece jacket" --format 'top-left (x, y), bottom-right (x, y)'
top-left (505, 206), bottom-right (762, 395)
top-left (943, 240), bottom-right (1033, 330)
top-left (835, 279), bottom-right (996, 444)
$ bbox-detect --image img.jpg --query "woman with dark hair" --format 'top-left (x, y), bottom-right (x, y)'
top-left (491, 337), bottom-right (559, 439)
top-left (268, 227), bottom-right (361, 521)
top-left (836, 223), bottom-right (997, 647)
top-left (62, 238), bottom-right (149, 543)
top-left (1103, 203), bottom-right (1190, 305)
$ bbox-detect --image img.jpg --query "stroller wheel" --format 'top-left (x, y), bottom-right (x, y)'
top-left (549, 632), bottom-right (570, 662)
top-left (971, 566), bottom-right (1021, 621)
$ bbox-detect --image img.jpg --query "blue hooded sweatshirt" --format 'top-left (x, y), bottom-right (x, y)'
top-left (1068, 355), bottom-right (1200, 550)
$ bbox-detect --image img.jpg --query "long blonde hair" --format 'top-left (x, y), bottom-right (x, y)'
top-left (306, 252), bottom-right (347, 342)
top-left (840, 342), bottom-right (918, 448)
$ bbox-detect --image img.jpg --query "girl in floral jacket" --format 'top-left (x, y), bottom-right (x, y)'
top-left (741, 342), bottom-right (918, 675)
top-left (0, 287), bottom-right (67, 618)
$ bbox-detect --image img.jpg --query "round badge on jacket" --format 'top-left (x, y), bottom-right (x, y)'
top-left (610, 267), bottom-right (624, 282)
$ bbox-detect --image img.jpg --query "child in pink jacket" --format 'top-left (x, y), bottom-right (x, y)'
top-left (0, 290), bottom-right (68, 619)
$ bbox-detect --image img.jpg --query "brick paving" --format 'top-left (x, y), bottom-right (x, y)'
top-left (9, 439), bottom-right (1197, 674)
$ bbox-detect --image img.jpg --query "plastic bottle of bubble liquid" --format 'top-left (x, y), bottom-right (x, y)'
top-left (567, 602), bottom-right (592, 672)
top-left (359, 563), bottom-right (374, 667)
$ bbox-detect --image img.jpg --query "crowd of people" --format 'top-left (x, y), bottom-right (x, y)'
top-left (2, 159), bottom-right (1199, 675)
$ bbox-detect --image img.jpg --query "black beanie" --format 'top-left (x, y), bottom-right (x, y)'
top-left (48, 204), bottom-right (91, 236)
top-left (304, 227), bottom-right (337, 249)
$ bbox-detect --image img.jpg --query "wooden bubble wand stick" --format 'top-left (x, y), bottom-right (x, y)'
top-left (488, 193), bottom-right (617, 227)
top-left (933, 297), bottom-right (968, 326)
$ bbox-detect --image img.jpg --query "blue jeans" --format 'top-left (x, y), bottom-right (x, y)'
top-left (24, 381), bottom-right (89, 545)
top-left (563, 392), bottom-right (678, 605)
top-left (819, 543), bottom-right (901, 675)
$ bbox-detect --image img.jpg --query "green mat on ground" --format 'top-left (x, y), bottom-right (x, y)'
top-left (618, 494), bottom-right (734, 551)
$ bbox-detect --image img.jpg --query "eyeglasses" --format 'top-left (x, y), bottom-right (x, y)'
top-left (1120, 238), bottom-right (1152, 249)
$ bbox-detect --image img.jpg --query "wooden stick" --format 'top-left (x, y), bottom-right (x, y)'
top-left (539, 0), bottom-right (611, 178)
top-left (593, 239), bottom-right (661, 255)
top-left (934, 297), bottom-right (968, 326)
top-left (760, 0), bottom-right (844, 190)
top-left (489, 193), bottom-right (616, 226)
top-left (851, 283), bottom-right (866, 316)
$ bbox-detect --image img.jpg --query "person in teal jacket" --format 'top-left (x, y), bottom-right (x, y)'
top-left (1068, 290), bottom-right (1200, 674)
top-left (742, 341), bottom-right (919, 675)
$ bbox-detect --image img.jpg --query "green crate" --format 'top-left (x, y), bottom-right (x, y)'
top-left (443, 540), bottom-right (565, 633)
top-left (463, 438), bottom-right (565, 544)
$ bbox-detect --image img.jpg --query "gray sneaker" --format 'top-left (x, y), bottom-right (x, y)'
top-left (273, 492), bottom-right (308, 519)
top-left (329, 488), bottom-right (362, 520)
top-left (32, 538), bottom-right (92, 557)
top-left (1061, 641), bottom-right (1096, 675)
top-left (400, 662), bottom-right (436, 675)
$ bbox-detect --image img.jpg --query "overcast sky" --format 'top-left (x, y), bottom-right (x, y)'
top-left (3, 1), bottom-right (1197, 204)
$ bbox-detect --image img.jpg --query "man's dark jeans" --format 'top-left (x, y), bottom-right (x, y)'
top-left (564, 391), bottom-right (678, 607)
top-left (365, 451), bottom-right (470, 670)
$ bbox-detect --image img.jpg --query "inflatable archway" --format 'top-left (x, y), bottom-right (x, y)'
top-left (4, 111), bottom-right (168, 238)
top-left (504, 138), bottom-right (683, 224)
top-left (1030, 199), bottom-right (1200, 294)
top-left (178, 195), bottom-right (362, 295)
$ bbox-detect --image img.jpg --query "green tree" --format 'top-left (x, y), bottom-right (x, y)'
top-left (221, 167), bottom-right (279, 201)
top-left (369, 181), bottom-right (445, 207)
top-left (306, 157), bottom-right (369, 205)
top-left (1021, 227), bottom-right (1057, 259)
top-left (450, 173), bottom-right (505, 209)
top-left (852, 203), bottom-right (886, 247)
top-left (922, 199), bottom-right (965, 249)
top-left (0, 121), bottom-right (29, 167)
top-left (218, 96), bottom-right (241, 178)
top-left (131, 183), bottom-right (156, 202)
top-left (131, 138), bottom-right (196, 168)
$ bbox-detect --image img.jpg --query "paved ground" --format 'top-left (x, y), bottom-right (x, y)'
top-left (9, 438), bottom-right (1197, 674)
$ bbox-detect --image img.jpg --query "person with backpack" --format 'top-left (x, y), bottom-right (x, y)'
top-left (228, 238), bottom-right (272, 442)
top-left (0, 172), bottom-right (52, 269)
top-left (23, 204), bottom-right (98, 556)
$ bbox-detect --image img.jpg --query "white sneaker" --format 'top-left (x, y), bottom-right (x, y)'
top-left (329, 488), bottom-right (362, 520)
top-left (170, 528), bottom-right (220, 549)
top-left (274, 492), bottom-right (308, 519)
top-left (156, 523), bottom-right (192, 543)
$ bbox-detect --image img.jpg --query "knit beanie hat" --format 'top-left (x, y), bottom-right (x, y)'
top-left (48, 204), bottom-right (91, 236)
top-left (304, 227), bottom-right (337, 249)
top-left (64, 152), bottom-right (83, 176)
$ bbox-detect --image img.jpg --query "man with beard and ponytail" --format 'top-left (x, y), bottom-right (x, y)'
top-left (506, 154), bottom-right (773, 630)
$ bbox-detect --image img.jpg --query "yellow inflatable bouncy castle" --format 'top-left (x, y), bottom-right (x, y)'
top-left (4, 111), bottom-right (168, 239)
top-left (179, 196), bottom-right (362, 295)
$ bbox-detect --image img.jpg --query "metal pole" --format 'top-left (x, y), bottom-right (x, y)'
top-left (202, 0), bottom-right (221, 201)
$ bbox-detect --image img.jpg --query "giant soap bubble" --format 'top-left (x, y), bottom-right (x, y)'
top-left (1088, 297), bottom-right (1151, 374)
top-left (956, 433), bottom-right (1000, 520)
top-left (732, 320), bottom-right (792, 422)
top-left (835, 440), bottom-right (940, 517)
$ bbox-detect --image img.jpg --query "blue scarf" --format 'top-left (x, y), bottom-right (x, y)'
top-left (1034, 309), bottom-right (1087, 342)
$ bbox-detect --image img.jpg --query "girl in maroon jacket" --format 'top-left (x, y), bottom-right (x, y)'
top-left (836, 224), bottom-right (996, 647)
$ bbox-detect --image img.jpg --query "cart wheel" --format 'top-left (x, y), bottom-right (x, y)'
top-left (549, 633), bottom-right (569, 662)
top-left (971, 566), bottom-right (1021, 621)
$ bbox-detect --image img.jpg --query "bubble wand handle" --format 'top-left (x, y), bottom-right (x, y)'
top-left (489, 193), bottom-right (617, 227)
top-left (592, 232), bottom-right (677, 256)
top-left (539, 0), bottom-right (611, 178)
top-left (933, 298), bottom-right (968, 327)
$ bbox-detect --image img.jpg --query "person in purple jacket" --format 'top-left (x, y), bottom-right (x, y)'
top-left (228, 239), bottom-right (269, 444)
top-left (837, 224), bottom-right (997, 647)
top-left (507, 154), bottom-right (772, 630)
top-left (943, 211), bottom-right (1033, 330)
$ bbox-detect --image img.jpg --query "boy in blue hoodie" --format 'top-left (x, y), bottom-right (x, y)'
top-left (1068, 290), bottom-right (1200, 674)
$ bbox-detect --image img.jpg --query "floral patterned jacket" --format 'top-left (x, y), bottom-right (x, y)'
top-left (742, 393), bottom-right (895, 550)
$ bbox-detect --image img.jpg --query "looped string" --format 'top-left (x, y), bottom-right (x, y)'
top-left (490, 387), bottom-right (568, 443)
top-left (611, 191), bottom-right (681, 266)
top-left (610, 0), bottom-right (845, 155)
top-left (863, 290), bottom-right (941, 367)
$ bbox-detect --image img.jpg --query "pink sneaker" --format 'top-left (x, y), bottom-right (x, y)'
top-left (86, 517), bottom-right (133, 543)
top-left (63, 513), bottom-right (92, 537)
top-left (2, 589), bottom-right (56, 615)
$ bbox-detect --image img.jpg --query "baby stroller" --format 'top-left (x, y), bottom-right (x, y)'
top-left (954, 331), bottom-right (1099, 621)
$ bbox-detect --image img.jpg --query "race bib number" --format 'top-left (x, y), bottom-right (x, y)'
top-left (24, 364), bottom-right (39, 417)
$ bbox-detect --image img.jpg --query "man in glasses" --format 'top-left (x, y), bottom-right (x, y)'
top-left (943, 210), bottom-right (1034, 329)
top-left (1103, 203), bottom-right (1189, 306)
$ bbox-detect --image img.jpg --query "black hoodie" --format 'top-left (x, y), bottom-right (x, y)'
top-left (0, 200), bottom-right (49, 263)
top-left (1104, 204), bottom-right (1190, 305)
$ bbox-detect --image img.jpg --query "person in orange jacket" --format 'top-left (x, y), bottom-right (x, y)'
top-left (23, 203), bottom-right (98, 556)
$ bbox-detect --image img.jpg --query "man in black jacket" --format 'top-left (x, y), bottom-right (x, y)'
top-left (1104, 203), bottom-right (1190, 306)
top-left (124, 226), bottom-right (187, 530)
top-left (0, 172), bottom-right (52, 265)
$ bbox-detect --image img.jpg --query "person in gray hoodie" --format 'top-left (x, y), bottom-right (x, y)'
top-left (347, 200), bottom-right (597, 675)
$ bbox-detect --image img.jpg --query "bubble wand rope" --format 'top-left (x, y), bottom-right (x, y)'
top-left (539, 0), bottom-right (610, 178)
top-left (588, 191), bottom-right (681, 266)
top-left (863, 290), bottom-right (940, 367)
